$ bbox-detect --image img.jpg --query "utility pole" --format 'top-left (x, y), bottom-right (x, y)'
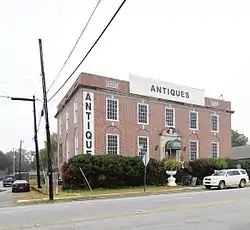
top-left (18, 140), bottom-right (22, 178)
top-left (33, 95), bottom-right (42, 189)
top-left (11, 96), bottom-right (41, 188)
top-left (13, 148), bottom-right (15, 176)
top-left (38, 38), bottom-right (53, 201)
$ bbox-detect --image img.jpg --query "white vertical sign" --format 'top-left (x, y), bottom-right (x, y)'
top-left (83, 91), bottom-right (95, 155)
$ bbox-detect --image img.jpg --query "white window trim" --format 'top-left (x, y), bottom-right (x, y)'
top-left (66, 137), bottom-right (70, 162)
top-left (189, 111), bottom-right (198, 130)
top-left (137, 136), bottom-right (149, 160)
top-left (106, 133), bottom-right (120, 155)
top-left (165, 107), bottom-right (175, 128)
top-left (211, 141), bottom-right (220, 158)
top-left (74, 101), bottom-right (78, 124)
top-left (66, 112), bottom-right (69, 131)
top-left (137, 103), bottom-right (149, 125)
top-left (74, 128), bottom-right (78, 156)
top-left (211, 114), bottom-right (219, 133)
top-left (106, 98), bottom-right (119, 122)
top-left (59, 116), bottom-right (62, 135)
top-left (189, 140), bottom-right (199, 161)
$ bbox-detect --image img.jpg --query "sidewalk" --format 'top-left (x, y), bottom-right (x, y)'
top-left (16, 186), bottom-right (203, 205)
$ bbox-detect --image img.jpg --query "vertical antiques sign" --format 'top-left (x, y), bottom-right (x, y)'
top-left (83, 91), bottom-right (95, 155)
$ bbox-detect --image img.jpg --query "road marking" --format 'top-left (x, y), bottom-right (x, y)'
top-left (156, 196), bottom-right (192, 202)
top-left (1, 198), bottom-right (250, 230)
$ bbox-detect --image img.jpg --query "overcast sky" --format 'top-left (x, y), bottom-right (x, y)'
top-left (0, 0), bottom-right (249, 152)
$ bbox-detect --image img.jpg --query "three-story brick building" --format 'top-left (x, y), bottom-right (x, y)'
top-left (55, 72), bottom-right (233, 167)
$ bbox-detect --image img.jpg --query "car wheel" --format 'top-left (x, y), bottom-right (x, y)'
top-left (3, 185), bottom-right (6, 187)
top-left (218, 181), bottom-right (226, 189)
top-left (205, 185), bottom-right (212, 189)
top-left (239, 179), bottom-right (246, 188)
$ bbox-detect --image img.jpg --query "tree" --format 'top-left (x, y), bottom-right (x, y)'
top-left (37, 133), bottom-right (58, 170)
top-left (0, 151), bottom-right (12, 171)
top-left (231, 129), bottom-right (249, 147)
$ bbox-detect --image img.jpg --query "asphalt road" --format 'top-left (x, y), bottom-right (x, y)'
top-left (1, 187), bottom-right (250, 229)
top-left (0, 181), bottom-right (17, 208)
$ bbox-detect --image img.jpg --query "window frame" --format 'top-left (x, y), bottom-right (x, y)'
top-left (137, 136), bottom-right (149, 160)
top-left (137, 103), bottom-right (149, 125)
top-left (165, 107), bottom-right (175, 128)
top-left (189, 111), bottom-right (199, 130)
top-left (74, 128), bottom-right (78, 156)
top-left (65, 112), bottom-right (69, 131)
top-left (59, 116), bottom-right (62, 135)
top-left (73, 100), bottom-right (78, 124)
top-left (189, 140), bottom-right (199, 161)
top-left (211, 114), bottom-right (219, 132)
top-left (106, 98), bottom-right (119, 121)
top-left (106, 134), bottom-right (120, 155)
top-left (211, 141), bottom-right (219, 158)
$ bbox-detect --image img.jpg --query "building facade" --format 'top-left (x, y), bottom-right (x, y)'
top-left (55, 73), bottom-right (233, 167)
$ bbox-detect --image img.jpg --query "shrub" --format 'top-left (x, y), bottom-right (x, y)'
top-left (189, 158), bottom-right (228, 178)
top-left (61, 154), bottom-right (171, 190)
top-left (164, 159), bottom-right (182, 171)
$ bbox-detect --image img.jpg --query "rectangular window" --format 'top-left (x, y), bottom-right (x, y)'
top-left (59, 143), bottom-right (63, 164)
top-left (66, 112), bottom-right (69, 131)
top-left (66, 137), bottom-right (70, 162)
top-left (74, 101), bottom-right (78, 124)
top-left (211, 114), bottom-right (219, 132)
top-left (189, 140), bottom-right (199, 161)
top-left (106, 134), bottom-right (119, 155)
top-left (211, 142), bottom-right (219, 158)
top-left (74, 128), bottom-right (78, 155)
top-left (165, 108), bottom-right (175, 127)
top-left (59, 116), bottom-right (62, 135)
top-left (106, 98), bottom-right (119, 121)
top-left (138, 136), bottom-right (149, 158)
top-left (190, 111), bottom-right (198, 130)
top-left (138, 103), bottom-right (149, 124)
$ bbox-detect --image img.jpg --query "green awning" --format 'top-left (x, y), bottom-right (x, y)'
top-left (165, 139), bottom-right (182, 150)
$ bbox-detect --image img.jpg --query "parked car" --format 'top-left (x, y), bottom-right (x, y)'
top-left (203, 169), bottom-right (249, 189)
top-left (3, 175), bottom-right (15, 187)
top-left (12, 180), bottom-right (30, 193)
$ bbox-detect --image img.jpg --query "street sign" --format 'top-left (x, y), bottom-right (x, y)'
top-left (142, 154), bottom-right (149, 167)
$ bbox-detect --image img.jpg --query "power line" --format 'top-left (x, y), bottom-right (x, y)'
top-left (46, 0), bottom-right (103, 94)
top-left (0, 94), bottom-right (10, 99)
top-left (48, 0), bottom-right (127, 103)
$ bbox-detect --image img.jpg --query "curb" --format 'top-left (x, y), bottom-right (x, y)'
top-left (16, 186), bottom-right (203, 205)
top-left (30, 185), bottom-right (47, 195)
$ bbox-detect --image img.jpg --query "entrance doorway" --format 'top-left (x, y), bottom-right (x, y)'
top-left (165, 139), bottom-right (182, 160)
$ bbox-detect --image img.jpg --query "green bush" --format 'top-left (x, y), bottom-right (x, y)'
top-left (61, 155), bottom-right (170, 190)
top-left (189, 158), bottom-right (228, 178)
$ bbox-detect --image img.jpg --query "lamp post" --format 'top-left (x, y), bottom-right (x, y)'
top-left (11, 96), bottom-right (41, 188)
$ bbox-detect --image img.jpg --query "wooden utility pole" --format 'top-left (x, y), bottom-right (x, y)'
top-left (38, 38), bottom-right (53, 201)
top-left (18, 140), bottom-right (22, 177)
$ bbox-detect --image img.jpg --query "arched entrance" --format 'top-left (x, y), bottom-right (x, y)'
top-left (165, 139), bottom-right (182, 159)
top-left (160, 127), bottom-right (182, 160)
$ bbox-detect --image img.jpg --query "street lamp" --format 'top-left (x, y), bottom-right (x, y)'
top-left (11, 95), bottom-right (42, 189)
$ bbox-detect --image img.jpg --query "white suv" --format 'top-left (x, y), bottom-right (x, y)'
top-left (203, 169), bottom-right (249, 189)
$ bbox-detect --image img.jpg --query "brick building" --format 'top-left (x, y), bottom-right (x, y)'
top-left (55, 73), bottom-right (233, 167)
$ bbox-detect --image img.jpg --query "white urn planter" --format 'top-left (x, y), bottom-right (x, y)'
top-left (166, 170), bottom-right (177, 186)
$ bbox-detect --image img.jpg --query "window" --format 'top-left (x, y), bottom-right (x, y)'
top-left (106, 134), bottom-right (119, 155)
top-left (59, 143), bottom-right (63, 164)
top-left (59, 116), bottom-right (62, 135)
top-left (138, 136), bottom-right (149, 158)
top-left (211, 142), bottom-right (219, 158)
top-left (138, 103), bottom-right (149, 124)
top-left (74, 101), bottom-right (78, 124)
top-left (189, 140), bottom-right (199, 161)
top-left (211, 114), bottom-right (219, 132)
top-left (190, 111), bottom-right (198, 130)
top-left (106, 98), bottom-right (119, 121)
top-left (66, 112), bottom-right (69, 131)
top-left (74, 128), bottom-right (78, 155)
top-left (66, 137), bottom-right (70, 162)
top-left (165, 108), bottom-right (175, 127)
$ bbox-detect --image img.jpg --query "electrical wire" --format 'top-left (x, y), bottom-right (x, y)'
top-left (47, 0), bottom-right (127, 103)
top-left (46, 0), bottom-right (103, 94)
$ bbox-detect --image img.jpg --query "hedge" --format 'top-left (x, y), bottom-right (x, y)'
top-left (189, 158), bottom-right (250, 178)
top-left (61, 154), bottom-right (169, 189)
top-left (61, 154), bottom-right (250, 190)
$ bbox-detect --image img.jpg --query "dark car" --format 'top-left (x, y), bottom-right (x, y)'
top-left (12, 180), bottom-right (30, 193)
top-left (3, 175), bottom-right (15, 187)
